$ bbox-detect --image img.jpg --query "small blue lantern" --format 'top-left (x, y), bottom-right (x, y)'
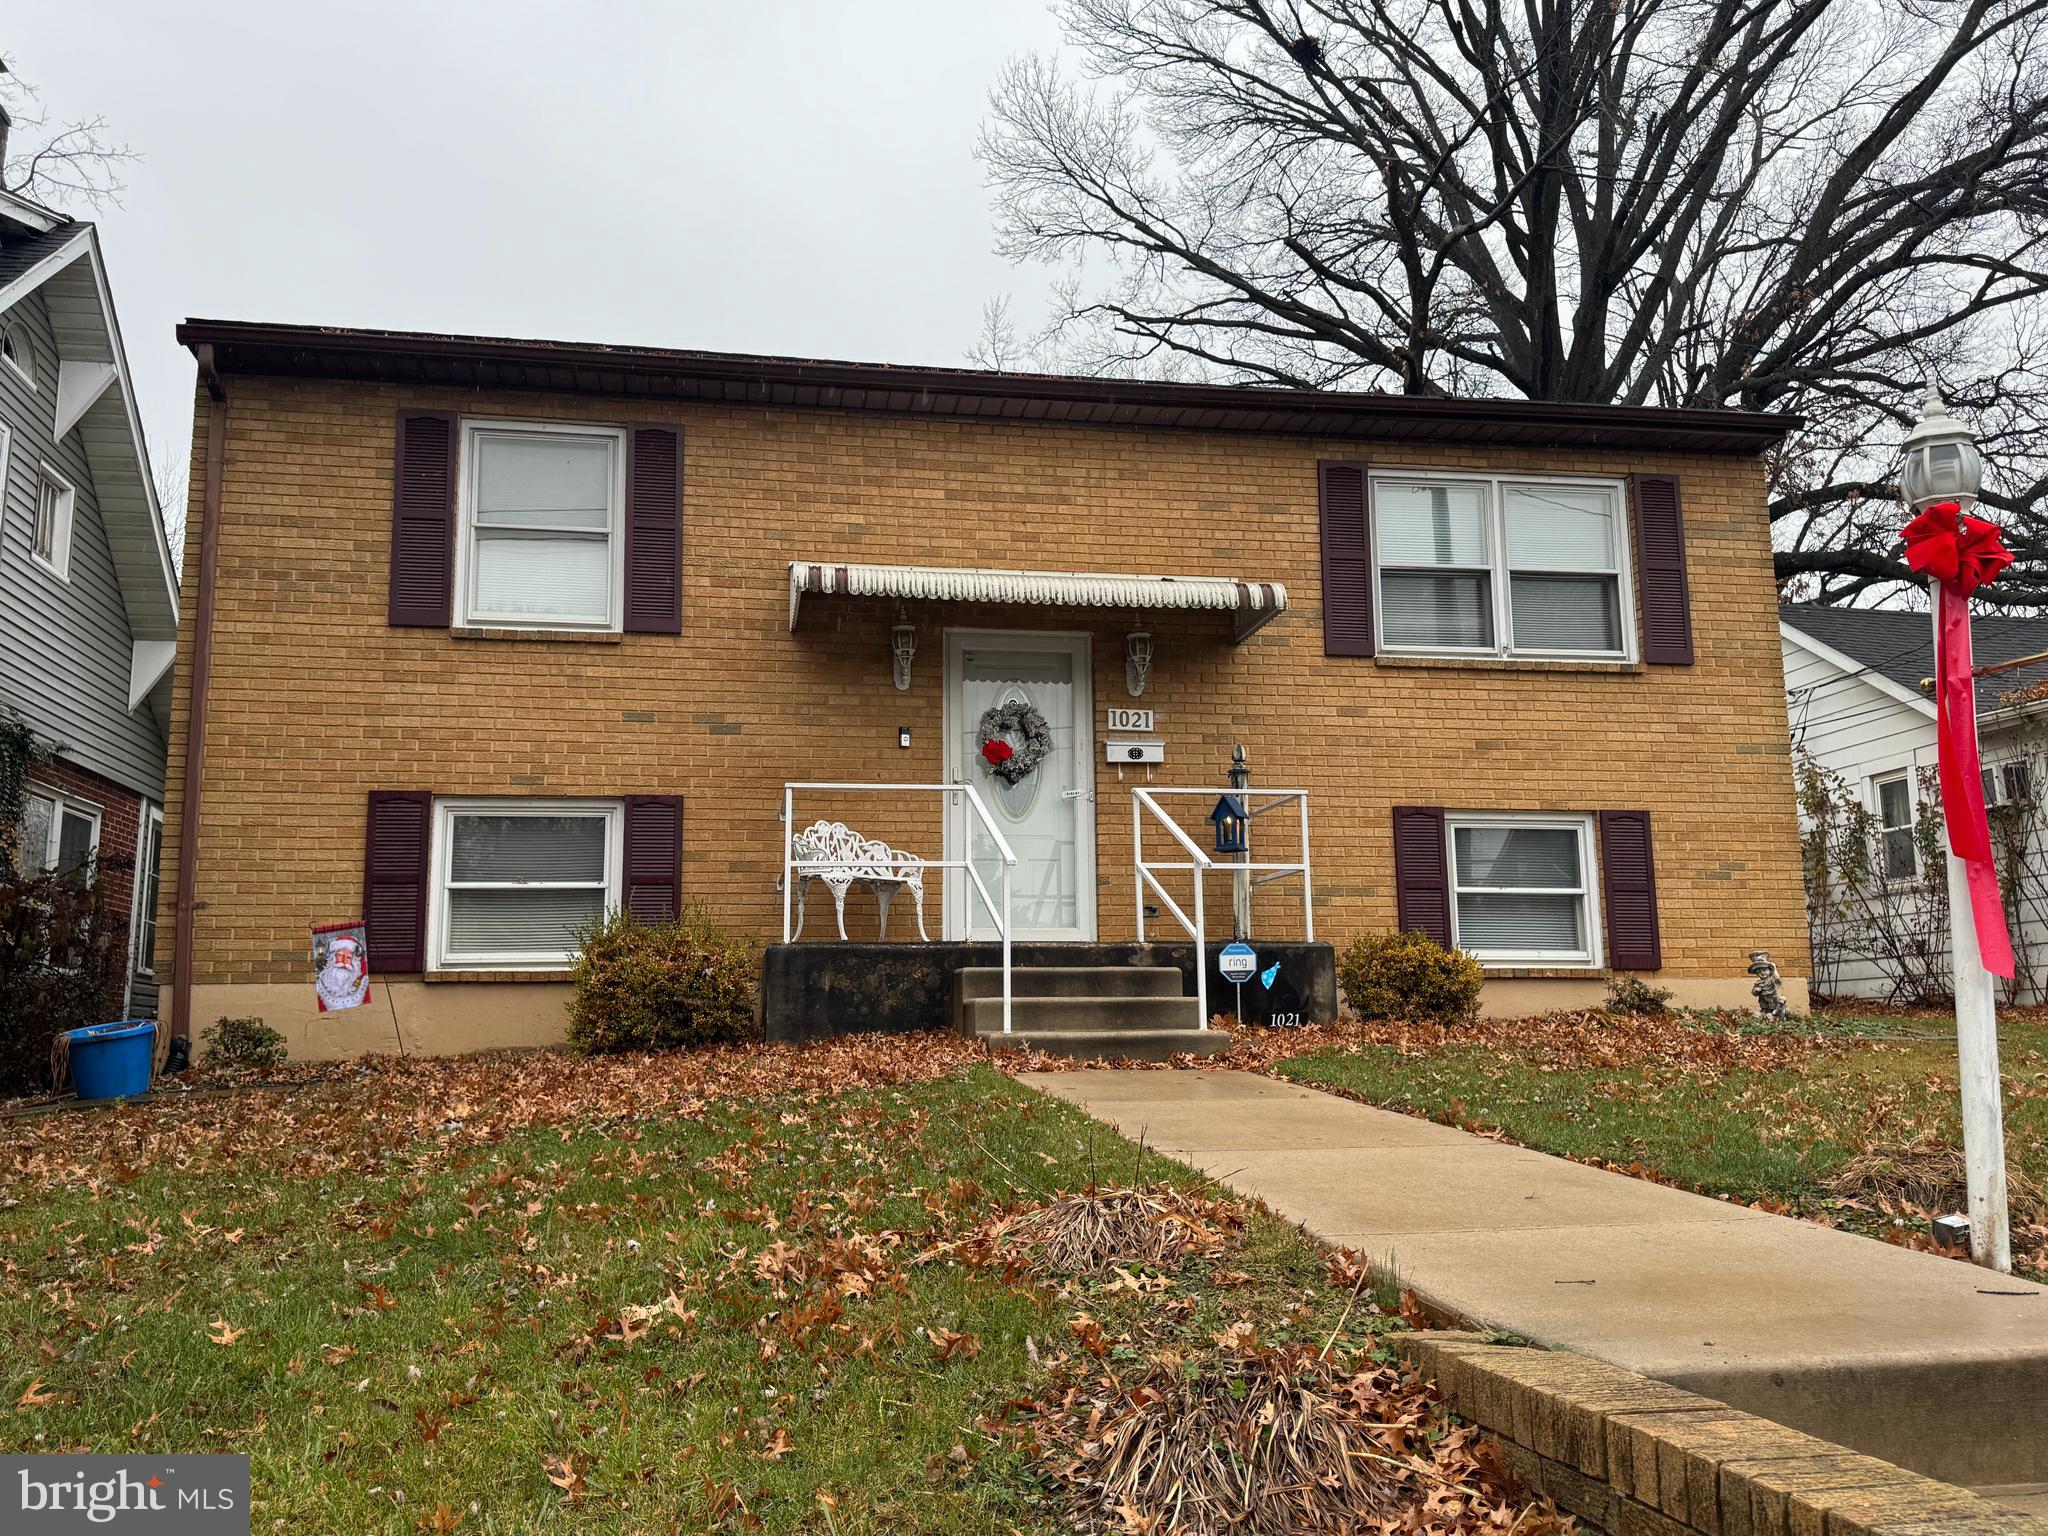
top-left (1209, 794), bottom-right (1247, 855)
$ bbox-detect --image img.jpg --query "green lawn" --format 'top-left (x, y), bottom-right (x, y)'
top-left (0, 1049), bottom-right (1406, 1534)
top-left (1267, 1008), bottom-right (2048, 1260)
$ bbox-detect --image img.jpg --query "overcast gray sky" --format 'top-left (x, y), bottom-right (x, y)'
top-left (10, 1), bottom-right (1064, 485)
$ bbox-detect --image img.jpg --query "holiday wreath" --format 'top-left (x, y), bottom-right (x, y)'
top-left (976, 699), bottom-right (1053, 785)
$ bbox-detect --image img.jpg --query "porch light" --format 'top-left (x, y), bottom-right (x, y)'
top-left (890, 619), bottom-right (917, 691)
top-left (1899, 387), bottom-right (1983, 513)
top-left (1125, 630), bottom-right (1153, 697)
top-left (1209, 794), bottom-right (1247, 855)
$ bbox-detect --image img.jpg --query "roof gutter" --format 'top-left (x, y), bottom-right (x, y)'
top-left (169, 345), bottom-right (228, 1060)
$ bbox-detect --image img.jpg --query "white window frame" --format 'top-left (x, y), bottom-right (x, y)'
top-left (1, 322), bottom-right (35, 389)
top-left (1873, 770), bottom-right (1918, 882)
top-left (19, 784), bottom-right (102, 875)
top-left (31, 462), bottom-right (75, 580)
top-left (132, 803), bottom-right (164, 978)
top-left (1983, 756), bottom-right (2033, 809)
top-left (426, 797), bottom-right (623, 971)
top-left (1369, 469), bottom-right (1637, 662)
top-left (452, 419), bottom-right (626, 632)
top-left (1446, 811), bottom-right (1602, 968)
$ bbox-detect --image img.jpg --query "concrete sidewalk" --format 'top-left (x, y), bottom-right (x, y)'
top-left (1021, 1068), bottom-right (2048, 1493)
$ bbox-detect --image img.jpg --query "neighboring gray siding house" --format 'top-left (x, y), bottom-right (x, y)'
top-left (1781, 602), bottom-right (2048, 1003)
top-left (0, 186), bottom-right (178, 1016)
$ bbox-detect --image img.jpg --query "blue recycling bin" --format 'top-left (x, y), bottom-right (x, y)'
top-left (64, 1020), bottom-right (156, 1101)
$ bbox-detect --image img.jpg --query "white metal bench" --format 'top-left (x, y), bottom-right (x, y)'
top-left (789, 819), bottom-right (930, 941)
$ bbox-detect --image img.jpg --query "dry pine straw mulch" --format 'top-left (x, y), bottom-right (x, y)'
top-left (1025, 1340), bottom-right (1560, 1536)
top-left (953, 1184), bottom-right (1566, 1536)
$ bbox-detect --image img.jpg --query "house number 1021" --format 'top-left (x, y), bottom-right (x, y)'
top-left (1107, 708), bottom-right (1155, 732)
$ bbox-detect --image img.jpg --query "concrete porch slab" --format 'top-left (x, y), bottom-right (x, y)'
top-left (1020, 1068), bottom-right (2048, 1491)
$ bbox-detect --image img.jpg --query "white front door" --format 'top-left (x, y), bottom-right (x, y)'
top-left (944, 631), bottom-right (1096, 940)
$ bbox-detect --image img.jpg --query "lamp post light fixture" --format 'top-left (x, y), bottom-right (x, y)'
top-left (1222, 743), bottom-right (1254, 941)
top-left (1209, 794), bottom-right (1247, 856)
top-left (1902, 385), bottom-right (2011, 1272)
top-left (1899, 387), bottom-right (1984, 513)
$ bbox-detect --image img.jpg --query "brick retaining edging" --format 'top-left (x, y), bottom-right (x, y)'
top-left (1397, 1331), bottom-right (2047, 1536)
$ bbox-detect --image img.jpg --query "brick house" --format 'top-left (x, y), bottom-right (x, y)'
top-left (0, 182), bottom-right (177, 1022)
top-left (163, 320), bottom-right (1808, 1059)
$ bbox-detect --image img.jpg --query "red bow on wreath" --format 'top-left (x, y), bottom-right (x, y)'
top-left (981, 739), bottom-right (1014, 767)
top-left (1903, 500), bottom-right (2017, 978)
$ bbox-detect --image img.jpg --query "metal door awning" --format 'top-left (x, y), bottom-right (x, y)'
top-left (788, 560), bottom-right (1288, 641)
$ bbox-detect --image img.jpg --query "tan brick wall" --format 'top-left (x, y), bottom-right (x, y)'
top-left (160, 375), bottom-right (1808, 1047)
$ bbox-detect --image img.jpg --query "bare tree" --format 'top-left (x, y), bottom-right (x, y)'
top-left (981, 0), bottom-right (2048, 606)
top-left (0, 56), bottom-right (136, 211)
top-left (967, 295), bottom-right (1029, 370)
top-left (152, 444), bottom-right (188, 579)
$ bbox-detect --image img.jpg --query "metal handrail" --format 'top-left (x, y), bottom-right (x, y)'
top-left (782, 782), bottom-right (1018, 1033)
top-left (1132, 788), bottom-right (1316, 1031)
top-left (1131, 789), bottom-right (1214, 1029)
top-left (1132, 786), bottom-right (1315, 942)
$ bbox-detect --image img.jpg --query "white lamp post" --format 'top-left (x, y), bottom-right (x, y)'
top-left (1899, 386), bottom-right (2011, 1273)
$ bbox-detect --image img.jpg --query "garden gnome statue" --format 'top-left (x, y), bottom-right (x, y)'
top-left (1747, 950), bottom-right (1790, 1021)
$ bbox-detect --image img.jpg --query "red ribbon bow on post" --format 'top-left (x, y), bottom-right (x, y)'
top-left (1902, 501), bottom-right (2017, 978)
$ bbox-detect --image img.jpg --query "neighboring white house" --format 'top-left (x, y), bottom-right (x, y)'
top-left (1781, 602), bottom-right (2048, 1001)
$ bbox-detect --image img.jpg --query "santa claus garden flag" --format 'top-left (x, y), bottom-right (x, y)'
top-left (311, 920), bottom-right (373, 1012)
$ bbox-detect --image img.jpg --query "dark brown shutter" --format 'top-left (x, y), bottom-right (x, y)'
top-left (1631, 473), bottom-right (1694, 665)
top-left (1318, 460), bottom-right (1375, 657)
top-left (1390, 805), bottom-right (1452, 946)
top-left (623, 796), bottom-right (683, 922)
top-left (388, 411), bottom-right (458, 627)
top-left (1599, 809), bottom-right (1663, 971)
top-left (364, 791), bottom-right (432, 973)
top-left (625, 426), bottom-right (684, 634)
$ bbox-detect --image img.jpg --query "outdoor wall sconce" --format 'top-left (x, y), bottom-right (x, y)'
top-left (1209, 794), bottom-right (1247, 855)
top-left (890, 619), bottom-right (917, 691)
top-left (1125, 630), bottom-right (1152, 697)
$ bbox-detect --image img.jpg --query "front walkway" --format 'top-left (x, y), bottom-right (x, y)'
top-left (1021, 1069), bottom-right (2048, 1496)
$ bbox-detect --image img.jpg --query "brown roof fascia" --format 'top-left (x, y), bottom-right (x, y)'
top-left (174, 318), bottom-right (1801, 454)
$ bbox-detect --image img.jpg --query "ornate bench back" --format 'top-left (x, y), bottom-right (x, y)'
top-left (791, 820), bottom-right (924, 881)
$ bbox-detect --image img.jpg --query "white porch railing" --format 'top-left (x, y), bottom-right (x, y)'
top-left (1132, 787), bottom-right (1315, 1030)
top-left (780, 782), bottom-right (1018, 1033)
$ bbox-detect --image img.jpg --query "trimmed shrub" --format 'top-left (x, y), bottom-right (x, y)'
top-left (203, 1015), bottom-right (287, 1069)
top-left (1337, 929), bottom-right (1484, 1025)
top-left (567, 905), bottom-right (759, 1054)
top-left (1604, 974), bottom-right (1674, 1017)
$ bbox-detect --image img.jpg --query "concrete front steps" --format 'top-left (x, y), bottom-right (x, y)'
top-left (951, 965), bottom-right (1230, 1062)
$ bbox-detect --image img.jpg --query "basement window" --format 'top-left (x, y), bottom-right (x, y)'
top-left (429, 799), bottom-right (621, 969)
top-left (1446, 814), bottom-right (1599, 966)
